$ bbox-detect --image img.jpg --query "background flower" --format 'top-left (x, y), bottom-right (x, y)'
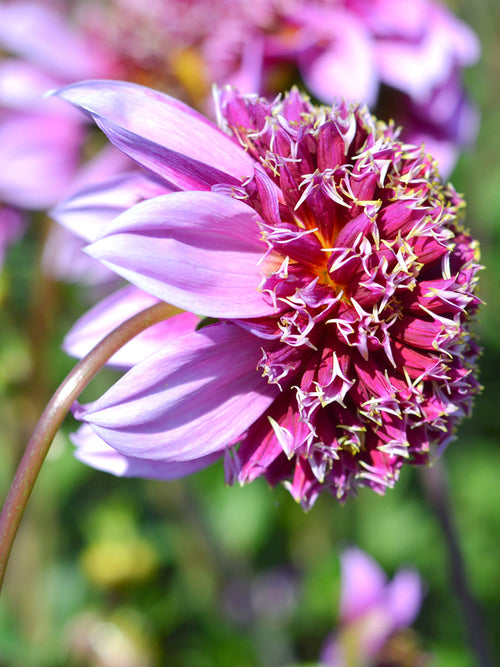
top-left (321, 547), bottom-right (426, 667)
top-left (0, 0), bottom-right (479, 280)
top-left (0, 0), bottom-right (479, 210)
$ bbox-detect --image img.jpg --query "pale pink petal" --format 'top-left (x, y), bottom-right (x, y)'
top-left (66, 144), bottom-right (133, 195)
top-left (374, 3), bottom-right (480, 101)
top-left (300, 10), bottom-right (378, 105)
top-left (0, 112), bottom-right (83, 208)
top-left (339, 548), bottom-right (387, 622)
top-left (41, 226), bottom-right (117, 286)
top-left (385, 569), bottom-right (423, 629)
top-left (63, 284), bottom-right (199, 367)
top-left (86, 191), bottom-right (276, 318)
top-left (0, 60), bottom-right (61, 109)
top-left (76, 322), bottom-right (279, 461)
top-left (72, 424), bottom-right (221, 479)
top-left (51, 170), bottom-right (171, 242)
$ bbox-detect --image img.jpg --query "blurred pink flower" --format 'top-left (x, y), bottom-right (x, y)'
top-left (0, 0), bottom-right (480, 206)
top-left (0, 0), bottom-right (479, 267)
top-left (321, 548), bottom-right (425, 666)
top-left (54, 81), bottom-right (481, 507)
top-left (0, 1), bottom-right (114, 209)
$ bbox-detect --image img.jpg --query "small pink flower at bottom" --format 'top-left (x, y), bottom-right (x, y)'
top-left (56, 82), bottom-right (481, 508)
top-left (321, 548), bottom-right (426, 666)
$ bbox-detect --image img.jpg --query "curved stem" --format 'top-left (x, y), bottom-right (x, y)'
top-left (0, 301), bottom-right (173, 591)
top-left (420, 461), bottom-right (494, 667)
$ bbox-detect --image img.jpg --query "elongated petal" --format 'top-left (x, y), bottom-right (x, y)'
top-left (339, 548), bottom-right (386, 621)
top-left (86, 191), bottom-right (276, 318)
top-left (385, 569), bottom-right (423, 628)
top-left (41, 225), bottom-right (117, 285)
top-left (55, 80), bottom-right (254, 189)
top-left (72, 425), bottom-right (221, 479)
top-left (64, 285), bottom-right (199, 367)
top-left (76, 322), bottom-right (279, 461)
top-left (0, 60), bottom-right (60, 109)
top-left (52, 170), bottom-right (171, 242)
top-left (375, 3), bottom-right (479, 99)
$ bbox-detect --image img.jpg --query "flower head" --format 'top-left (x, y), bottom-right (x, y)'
top-left (56, 81), bottom-right (481, 508)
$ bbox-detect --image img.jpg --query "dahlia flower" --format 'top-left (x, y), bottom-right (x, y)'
top-left (321, 548), bottom-right (424, 666)
top-left (54, 80), bottom-right (481, 508)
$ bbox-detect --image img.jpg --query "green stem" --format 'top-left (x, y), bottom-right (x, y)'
top-left (0, 301), bottom-right (173, 591)
top-left (420, 461), bottom-right (494, 667)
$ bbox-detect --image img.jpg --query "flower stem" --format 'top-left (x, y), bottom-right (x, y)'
top-left (420, 460), bottom-right (494, 667)
top-left (0, 301), bottom-right (173, 592)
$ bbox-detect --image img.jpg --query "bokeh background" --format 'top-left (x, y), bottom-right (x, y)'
top-left (0, 0), bottom-right (499, 665)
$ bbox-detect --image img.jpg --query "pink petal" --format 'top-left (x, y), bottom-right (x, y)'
top-left (86, 191), bottom-right (277, 318)
top-left (339, 548), bottom-right (387, 622)
top-left (63, 285), bottom-right (199, 368)
top-left (0, 60), bottom-right (61, 109)
top-left (0, 2), bottom-right (111, 80)
top-left (374, 3), bottom-right (480, 101)
top-left (66, 144), bottom-right (133, 195)
top-left (300, 10), bottom-right (378, 105)
top-left (41, 225), bottom-right (117, 286)
top-left (55, 80), bottom-right (254, 189)
top-left (0, 112), bottom-right (83, 208)
top-left (52, 170), bottom-right (171, 242)
top-left (385, 569), bottom-right (423, 629)
top-left (76, 322), bottom-right (279, 461)
top-left (72, 424), bottom-right (222, 479)
top-left (70, 424), bottom-right (221, 480)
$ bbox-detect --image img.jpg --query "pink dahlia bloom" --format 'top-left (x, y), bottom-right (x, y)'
top-left (54, 80), bottom-right (481, 508)
top-left (321, 548), bottom-right (424, 666)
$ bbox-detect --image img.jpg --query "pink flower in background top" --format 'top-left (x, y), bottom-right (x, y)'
top-left (54, 80), bottom-right (481, 507)
top-left (0, 0), bottom-right (480, 268)
top-left (0, 1), bottom-right (114, 210)
top-left (321, 548), bottom-right (426, 666)
top-left (0, 0), bottom-right (479, 209)
top-left (79, 0), bottom-right (482, 177)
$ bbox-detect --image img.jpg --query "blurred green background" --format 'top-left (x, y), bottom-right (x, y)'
top-left (1, 1), bottom-right (499, 665)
